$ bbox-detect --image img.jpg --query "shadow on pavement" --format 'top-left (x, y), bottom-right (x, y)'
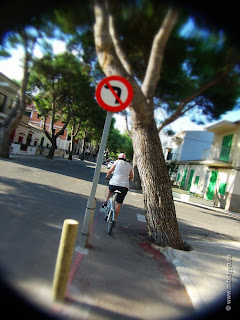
top-left (1, 156), bottom-right (108, 185)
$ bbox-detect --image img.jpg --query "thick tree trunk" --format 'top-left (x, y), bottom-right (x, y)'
top-left (93, 0), bottom-right (185, 249)
top-left (133, 153), bottom-right (142, 190)
top-left (131, 116), bottom-right (185, 249)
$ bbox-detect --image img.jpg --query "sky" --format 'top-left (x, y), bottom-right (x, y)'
top-left (0, 40), bottom-right (239, 140)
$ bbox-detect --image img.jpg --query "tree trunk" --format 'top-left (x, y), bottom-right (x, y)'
top-left (133, 153), bottom-right (142, 190)
top-left (68, 150), bottom-right (73, 160)
top-left (131, 116), bottom-right (185, 249)
top-left (47, 138), bottom-right (57, 159)
top-left (93, 0), bottom-right (185, 249)
top-left (68, 136), bottom-right (75, 160)
top-left (79, 138), bottom-right (86, 161)
top-left (0, 127), bottom-right (11, 158)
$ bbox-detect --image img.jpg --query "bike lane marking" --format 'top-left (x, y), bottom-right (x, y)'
top-left (67, 210), bottom-right (102, 287)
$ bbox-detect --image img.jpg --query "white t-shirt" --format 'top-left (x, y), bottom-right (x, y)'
top-left (109, 160), bottom-right (132, 189)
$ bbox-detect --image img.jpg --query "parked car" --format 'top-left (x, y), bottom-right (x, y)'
top-left (107, 161), bottom-right (114, 169)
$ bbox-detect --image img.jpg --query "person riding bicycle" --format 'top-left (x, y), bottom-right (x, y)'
top-left (102, 153), bottom-right (133, 227)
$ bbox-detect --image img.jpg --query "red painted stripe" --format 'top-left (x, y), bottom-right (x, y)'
top-left (68, 253), bottom-right (84, 286)
top-left (67, 211), bottom-right (101, 288)
top-left (105, 81), bottom-right (124, 106)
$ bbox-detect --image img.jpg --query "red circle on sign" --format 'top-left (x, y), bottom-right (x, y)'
top-left (95, 75), bottom-right (133, 112)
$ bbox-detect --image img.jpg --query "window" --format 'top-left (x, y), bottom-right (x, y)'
top-left (24, 111), bottom-right (31, 117)
top-left (18, 136), bottom-right (23, 144)
top-left (220, 134), bottom-right (233, 162)
top-left (26, 132), bottom-right (32, 146)
top-left (40, 137), bottom-right (44, 147)
top-left (0, 92), bottom-right (7, 112)
top-left (8, 99), bottom-right (14, 109)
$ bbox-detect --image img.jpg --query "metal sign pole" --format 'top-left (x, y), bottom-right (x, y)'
top-left (79, 111), bottom-right (113, 248)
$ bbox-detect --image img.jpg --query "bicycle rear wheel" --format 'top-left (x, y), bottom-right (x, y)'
top-left (105, 201), bottom-right (111, 221)
top-left (107, 211), bottom-right (113, 235)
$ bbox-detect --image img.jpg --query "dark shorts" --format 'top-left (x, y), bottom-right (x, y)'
top-left (109, 185), bottom-right (128, 204)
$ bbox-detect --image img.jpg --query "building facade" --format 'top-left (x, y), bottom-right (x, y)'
top-left (0, 72), bottom-right (19, 126)
top-left (174, 121), bottom-right (240, 213)
top-left (163, 130), bottom-right (214, 162)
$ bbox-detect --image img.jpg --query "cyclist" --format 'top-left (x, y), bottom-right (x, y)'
top-left (102, 153), bottom-right (133, 227)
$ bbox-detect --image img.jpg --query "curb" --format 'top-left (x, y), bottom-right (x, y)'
top-left (162, 248), bottom-right (202, 311)
top-left (173, 197), bottom-right (240, 217)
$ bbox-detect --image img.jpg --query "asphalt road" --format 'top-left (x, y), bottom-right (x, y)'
top-left (0, 155), bottom-right (239, 319)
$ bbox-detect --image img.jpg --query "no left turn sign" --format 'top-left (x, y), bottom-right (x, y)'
top-left (95, 75), bottom-right (133, 112)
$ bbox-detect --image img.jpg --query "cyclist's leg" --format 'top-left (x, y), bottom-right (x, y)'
top-left (102, 185), bottom-right (114, 207)
top-left (114, 187), bottom-right (128, 220)
top-left (105, 188), bottom-right (112, 202)
top-left (115, 202), bottom-right (122, 219)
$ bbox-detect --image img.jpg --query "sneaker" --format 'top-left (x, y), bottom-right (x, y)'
top-left (112, 220), bottom-right (116, 228)
top-left (102, 201), bottom-right (108, 208)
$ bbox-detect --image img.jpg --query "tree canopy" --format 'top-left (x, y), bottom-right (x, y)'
top-left (51, 1), bottom-right (240, 130)
top-left (28, 51), bottom-right (106, 158)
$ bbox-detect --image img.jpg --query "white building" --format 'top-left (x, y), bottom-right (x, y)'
top-left (170, 121), bottom-right (240, 213)
top-left (162, 130), bottom-right (214, 161)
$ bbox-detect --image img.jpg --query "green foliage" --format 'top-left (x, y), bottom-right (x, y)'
top-left (166, 161), bottom-right (178, 177)
top-left (1, 0), bottom-right (240, 133)
top-left (107, 125), bottom-right (133, 161)
top-left (53, 1), bottom-right (240, 125)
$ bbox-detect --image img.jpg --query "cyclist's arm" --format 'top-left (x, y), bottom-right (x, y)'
top-left (129, 169), bottom-right (134, 181)
top-left (106, 163), bottom-right (116, 180)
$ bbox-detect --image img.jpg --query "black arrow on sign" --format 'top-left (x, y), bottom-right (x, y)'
top-left (104, 84), bottom-right (122, 104)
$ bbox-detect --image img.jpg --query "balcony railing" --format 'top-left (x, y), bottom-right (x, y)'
top-left (201, 146), bottom-right (232, 163)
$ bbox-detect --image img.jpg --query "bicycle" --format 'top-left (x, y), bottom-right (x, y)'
top-left (104, 190), bottom-right (121, 235)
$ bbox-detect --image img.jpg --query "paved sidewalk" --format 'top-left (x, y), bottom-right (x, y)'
top-left (162, 238), bottom-right (240, 311)
top-left (130, 188), bottom-right (240, 316)
top-left (51, 205), bottom-right (194, 320)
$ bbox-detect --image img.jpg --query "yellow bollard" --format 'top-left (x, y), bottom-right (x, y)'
top-left (52, 219), bottom-right (79, 301)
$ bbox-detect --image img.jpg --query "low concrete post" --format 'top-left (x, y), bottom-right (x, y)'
top-left (52, 219), bottom-right (79, 301)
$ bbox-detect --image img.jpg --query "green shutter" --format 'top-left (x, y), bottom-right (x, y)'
top-left (220, 134), bottom-right (233, 162)
top-left (194, 176), bottom-right (199, 186)
top-left (181, 169), bottom-right (188, 188)
top-left (187, 170), bottom-right (195, 191)
top-left (206, 171), bottom-right (218, 200)
top-left (219, 183), bottom-right (227, 195)
top-left (177, 173), bottom-right (181, 181)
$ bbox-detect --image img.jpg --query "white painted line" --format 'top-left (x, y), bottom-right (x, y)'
top-left (44, 222), bottom-right (62, 229)
top-left (137, 214), bottom-right (146, 223)
top-left (75, 246), bottom-right (89, 255)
